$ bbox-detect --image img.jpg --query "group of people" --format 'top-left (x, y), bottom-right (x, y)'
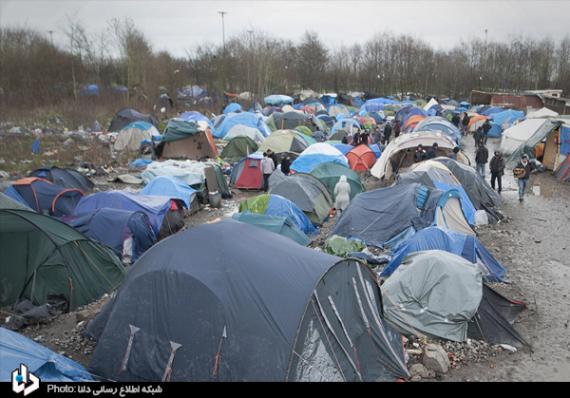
top-left (414, 142), bottom-right (439, 162)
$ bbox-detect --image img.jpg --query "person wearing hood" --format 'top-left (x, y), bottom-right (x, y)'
top-left (489, 150), bottom-right (505, 193)
top-left (475, 144), bottom-right (489, 178)
top-left (513, 153), bottom-right (535, 202)
top-left (333, 175), bottom-right (351, 214)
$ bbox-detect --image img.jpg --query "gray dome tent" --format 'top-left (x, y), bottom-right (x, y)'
top-left (87, 220), bottom-right (409, 382)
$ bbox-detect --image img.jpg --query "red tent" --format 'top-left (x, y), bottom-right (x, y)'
top-left (232, 156), bottom-right (264, 190)
top-left (346, 145), bottom-right (377, 171)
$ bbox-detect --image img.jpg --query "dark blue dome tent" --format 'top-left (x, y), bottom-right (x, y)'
top-left (30, 166), bottom-right (94, 193)
top-left (87, 220), bottom-right (409, 382)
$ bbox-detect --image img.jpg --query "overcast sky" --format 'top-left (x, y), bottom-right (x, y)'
top-left (1, 0), bottom-right (569, 56)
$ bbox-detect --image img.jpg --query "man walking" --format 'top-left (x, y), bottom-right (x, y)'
top-left (482, 118), bottom-right (492, 145)
top-left (513, 154), bottom-right (534, 202)
top-left (383, 120), bottom-right (392, 143)
top-left (393, 119), bottom-right (401, 139)
top-left (475, 144), bottom-right (489, 178)
top-left (489, 150), bottom-right (505, 193)
top-left (261, 152), bottom-right (275, 192)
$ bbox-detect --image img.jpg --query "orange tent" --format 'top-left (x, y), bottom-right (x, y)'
top-left (468, 114), bottom-right (489, 132)
top-left (346, 145), bottom-right (377, 171)
top-left (404, 114), bottom-right (426, 130)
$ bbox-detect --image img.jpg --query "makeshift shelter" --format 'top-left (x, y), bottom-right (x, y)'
top-left (158, 119), bottom-right (217, 160)
top-left (382, 226), bottom-right (506, 282)
top-left (67, 208), bottom-right (156, 264)
top-left (397, 161), bottom-right (477, 224)
top-left (239, 193), bottom-right (317, 235)
top-left (87, 221), bottom-right (409, 382)
top-left (526, 107), bottom-right (559, 119)
top-left (413, 117), bottom-right (462, 144)
top-left (258, 130), bottom-right (308, 158)
top-left (232, 213), bottom-right (309, 246)
top-left (223, 125), bottom-right (265, 144)
top-left (114, 121), bottom-right (160, 152)
top-left (291, 143), bottom-right (348, 173)
top-left (0, 327), bottom-right (93, 382)
top-left (505, 119), bottom-right (564, 169)
top-left (29, 167), bottom-right (94, 193)
top-left (555, 155), bottom-right (570, 182)
top-left (179, 111), bottom-right (212, 128)
top-left (0, 209), bottom-right (125, 309)
top-left (382, 250), bottom-right (482, 342)
top-left (140, 175), bottom-right (196, 208)
top-left (332, 183), bottom-right (475, 248)
top-left (370, 132), bottom-right (465, 180)
top-left (5, 177), bottom-right (83, 217)
top-left (214, 112), bottom-right (271, 139)
top-left (74, 191), bottom-right (184, 240)
top-left (221, 136), bottom-right (259, 162)
top-left (230, 153), bottom-right (264, 190)
top-left (310, 162), bottom-right (364, 200)
top-left (109, 108), bottom-right (158, 132)
top-left (272, 111), bottom-right (314, 131)
top-left (270, 173), bottom-right (333, 225)
top-left (346, 145), bottom-right (377, 171)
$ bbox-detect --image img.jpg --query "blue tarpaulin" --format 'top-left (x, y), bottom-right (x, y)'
top-left (223, 103), bottom-right (242, 114)
top-left (141, 176), bottom-right (196, 208)
top-left (213, 112), bottom-right (271, 138)
top-left (561, 126), bottom-right (570, 155)
top-left (266, 194), bottom-right (317, 235)
top-left (0, 327), bottom-right (93, 382)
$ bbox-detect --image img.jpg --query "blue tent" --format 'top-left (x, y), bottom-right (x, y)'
top-left (264, 94), bottom-right (294, 106)
top-left (320, 94), bottom-right (337, 106)
top-left (316, 114), bottom-right (335, 128)
top-left (140, 176), bottom-right (196, 208)
top-left (67, 208), bottom-right (156, 263)
top-left (490, 109), bottom-right (525, 127)
top-left (414, 117), bottom-right (462, 144)
top-left (480, 106), bottom-right (503, 116)
top-left (0, 327), bottom-right (93, 382)
top-left (332, 183), bottom-right (475, 248)
top-left (369, 144), bottom-right (382, 158)
top-left (74, 191), bottom-right (171, 235)
top-left (223, 102), bottom-right (242, 114)
top-left (232, 212), bottom-right (310, 246)
top-left (291, 154), bottom-right (348, 173)
top-left (333, 143), bottom-right (353, 155)
top-left (381, 226), bottom-right (507, 282)
top-left (179, 111), bottom-right (212, 127)
top-left (80, 84), bottom-right (99, 97)
top-left (395, 106), bottom-right (427, 125)
top-left (214, 112), bottom-right (271, 138)
top-left (361, 98), bottom-right (399, 113)
top-left (331, 118), bottom-right (360, 134)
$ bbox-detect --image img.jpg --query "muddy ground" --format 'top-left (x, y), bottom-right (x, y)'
top-left (2, 134), bottom-right (569, 381)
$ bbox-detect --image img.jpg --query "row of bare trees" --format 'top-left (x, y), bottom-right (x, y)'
top-left (1, 18), bottom-right (569, 118)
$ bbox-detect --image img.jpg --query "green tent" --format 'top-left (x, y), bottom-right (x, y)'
top-left (310, 162), bottom-right (364, 200)
top-left (232, 212), bottom-right (309, 246)
top-left (294, 125), bottom-right (312, 136)
top-left (220, 136), bottom-right (259, 162)
top-left (0, 209), bottom-right (126, 310)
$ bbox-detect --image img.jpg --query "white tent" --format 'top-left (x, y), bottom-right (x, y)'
top-left (423, 98), bottom-right (438, 111)
top-left (526, 107), bottom-right (559, 119)
top-left (223, 125), bottom-right (265, 144)
top-left (500, 119), bottom-right (547, 155)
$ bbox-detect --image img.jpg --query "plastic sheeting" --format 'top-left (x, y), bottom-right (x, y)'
top-left (382, 250), bottom-right (483, 342)
top-left (140, 176), bottom-right (196, 208)
top-left (0, 327), bottom-right (93, 382)
top-left (214, 112), bottom-right (271, 138)
top-left (141, 159), bottom-right (219, 186)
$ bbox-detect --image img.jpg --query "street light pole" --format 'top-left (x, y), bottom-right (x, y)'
top-left (218, 11), bottom-right (227, 52)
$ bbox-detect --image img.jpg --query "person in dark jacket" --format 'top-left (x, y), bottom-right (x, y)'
top-left (451, 113), bottom-right (461, 127)
top-left (426, 142), bottom-right (438, 159)
top-left (383, 121), bottom-right (392, 143)
top-left (513, 154), bottom-right (535, 202)
top-left (352, 131), bottom-right (361, 146)
top-left (393, 120), bottom-right (401, 138)
top-left (266, 149), bottom-right (278, 170)
top-left (414, 144), bottom-right (426, 162)
top-left (475, 144), bottom-right (489, 178)
top-left (474, 127), bottom-right (483, 148)
top-left (461, 112), bottom-right (470, 135)
top-left (489, 151), bottom-right (505, 193)
top-left (280, 155), bottom-right (291, 175)
top-left (482, 119), bottom-right (492, 144)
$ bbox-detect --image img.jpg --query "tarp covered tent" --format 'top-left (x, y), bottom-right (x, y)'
top-left (66, 208), bottom-right (156, 264)
top-left (346, 145), bottom-right (377, 171)
top-left (370, 132), bottom-right (464, 180)
top-left (264, 94), bottom-right (294, 106)
top-left (396, 161), bottom-right (477, 225)
top-left (229, 153), bottom-right (264, 190)
top-left (87, 221), bottom-right (409, 382)
top-left (221, 136), bottom-right (259, 162)
top-left (223, 125), bottom-right (265, 144)
top-left (331, 119), bottom-right (360, 135)
top-left (395, 106), bottom-right (427, 126)
top-left (526, 107), bottom-right (559, 119)
top-left (239, 193), bottom-right (317, 235)
top-left (413, 117), bottom-right (461, 144)
top-left (109, 108), bottom-right (158, 132)
top-left (360, 98), bottom-right (399, 113)
top-left (232, 212), bottom-right (309, 246)
top-left (258, 130), bottom-right (308, 157)
top-left (0, 327), bottom-right (94, 382)
top-left (140, 175), bottom-right (196, 208)
top-left (5, 177), bottom-right (84, 217)
top-left (332, 143), bottom-right (354, 155)
top-left (271, 111), bottom-right (314, 131)
top-left (291, 143), bottom-right (348, 173)
top-left (381, 226), bottom-right (507, 282)
top-left (480, 106), bottom-right (503, 116)
top-left (310, 162), bottom-right (364, 200)
top-left (0, 209), bottom-right (125, 309)
top-left (505, 119), bottom-right (563, 167)
top-left (214, 112), bottom-right (271, 138)
top-left (433, 157), bottom-right (502, 220)
top-left (499, 119), bottom-right (548, 155)
top-left (555, 155), bottom-right (570, 182)
top-left (382, 250), bottom-right (482, 342)
top-left (158, 119), bottom-right (217, 160)
top-left (74, 191), bottom-right (183, 239)
top-left (30, 167), bottom-right (94, 193)
top-left (490, 109), bottom-right (525, 129)
top-left (179, 111), bottom-right (212, 127)
top-left (113, 121), bottom-right (160, 152)
top-left (332, 183), bottom-right (475, 248)
top-left (223, 102), bottom-right (242, 114)
top-left (270, 173), bottom-right (333, 225)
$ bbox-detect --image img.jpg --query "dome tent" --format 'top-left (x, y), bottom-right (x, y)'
top-left (309, 162), bottom-right (364, 200)
top-left (30, 167), bottom-right (94, 193)
top-left (87, 220), bottom-right (409, 382)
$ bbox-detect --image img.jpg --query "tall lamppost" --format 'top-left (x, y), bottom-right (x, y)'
top-left (218, 11), bottom-right (227, 52)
